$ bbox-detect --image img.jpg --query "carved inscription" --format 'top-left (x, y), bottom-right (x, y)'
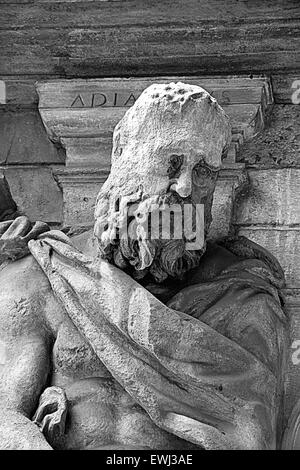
top-left (71, 91), bottom-right (140, 108)
top-left (69, 89), bottom-right (234, 109)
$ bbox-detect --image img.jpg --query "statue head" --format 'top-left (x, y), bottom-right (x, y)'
top-left (94, 82), bottom-right (231, 283)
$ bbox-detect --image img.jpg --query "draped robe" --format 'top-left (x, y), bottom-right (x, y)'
top-left (21, 229), bottom-right (288, 450)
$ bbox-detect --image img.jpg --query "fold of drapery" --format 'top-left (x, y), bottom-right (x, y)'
top-left (28, 231), bottom-right (285, 449)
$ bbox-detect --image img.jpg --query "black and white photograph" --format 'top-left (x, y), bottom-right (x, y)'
top-left (0, 0), bottom-right (299, 457)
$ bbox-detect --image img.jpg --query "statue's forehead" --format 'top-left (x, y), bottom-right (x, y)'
top-left (112, 81), bottom-right (230, 174)
top-left (124, 140), bottom-right (220, 171)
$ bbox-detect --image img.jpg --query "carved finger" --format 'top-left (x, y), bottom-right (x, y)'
top-left (40, 387), bottom-right (67, 410)
top-left (40, 414), bottom-right (52, 436)
top-left (33, 398), bottom-right (59, 425)
top-left (33, 403), bottom-right (52, 425)
top-left (0, 220), bottom-right (13, 236)
top-left (41, 411), bottom-right (66, 443)
top-left (1, 216), bottom-right (31, 240)
top-left (22, 221), bottom-right (50, 242)
top-left (48, 414), bottom-right (66, 440)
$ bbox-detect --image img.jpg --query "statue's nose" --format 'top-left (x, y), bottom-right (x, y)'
top-left (169, 173), bottom-right (192, 198)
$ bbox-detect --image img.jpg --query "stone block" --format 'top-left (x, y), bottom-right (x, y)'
top-left (0, 171), bottom-right (17, 220)
top-left (3, 167), bottom-right (63, 224)
top-left (237, 105), bottom-right (300, 167)
top-left (234, 169), bottom-right (300, 226)
top-left (209, 165), bottom-right (247, 240)
top-left (0, 110), bottom-right (65, 165)
top-left (61, 136), bottom-right (112, 168)
top-left (54, 168), bottom-right (108, 227)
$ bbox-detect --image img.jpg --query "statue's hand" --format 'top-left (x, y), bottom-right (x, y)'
top-left (0, 216), bottom-right (49, 264)
top-left (33, 386), bottom-right (67, 445)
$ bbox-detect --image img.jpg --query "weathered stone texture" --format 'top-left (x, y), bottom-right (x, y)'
top-left (237, 228), bottom-right (300, 288)
top-left (54, 169), bottom-right (107, 227)
top-left (0, 172), bottom-right (18, 221)
top-left (1, 1), bottom-right (299, 77)
top-left (237, 105), bottom-right (300, 167)
top-left (0, 110), bottom-right (65, 165)
top-left (209, 167), bottom-right (246, 240)
top-left (209, 179), bottom-right (235, 240)
top-left (3, 167), bottom-right (63, 225)
top-left (60, 136), bottom-right (112, 168)
top-left (234, 169), bottom-right (300, 226)
top-left (234, 167), bottom-right (300, 289)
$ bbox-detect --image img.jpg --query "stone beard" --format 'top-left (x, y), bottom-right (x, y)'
top-left (94, 188), bottom-right (207, 283)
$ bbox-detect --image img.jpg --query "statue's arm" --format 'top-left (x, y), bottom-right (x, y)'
top-left (0, 308), bottom-right (52, 449)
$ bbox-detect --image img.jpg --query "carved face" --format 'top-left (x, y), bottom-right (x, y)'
top-left (162, 151), bottom-right (219, 204)
top-left (94, 82), bottom-right (231, 282)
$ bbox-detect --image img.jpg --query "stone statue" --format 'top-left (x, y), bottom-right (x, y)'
top-left (0, 83), bottom-right (288, 450)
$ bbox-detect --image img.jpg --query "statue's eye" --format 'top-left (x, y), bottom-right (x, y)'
top-left (193, 163), bottom-right (218, 179)
top-left (167, 154), bottom-right (184, 178)
top-left (194, 164), bottom-right (211, 177)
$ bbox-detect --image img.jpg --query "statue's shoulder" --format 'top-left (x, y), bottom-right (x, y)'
top-left (0, 244), bottom-right (65, 338)
top-left (187, 235), bottom-right (285, 290)
top-left (0, 253), bottom-right (56, 341)
top-left (216, 235), bottom-right (285, 285)
top-left (0, 252), bottom-right (52, 300)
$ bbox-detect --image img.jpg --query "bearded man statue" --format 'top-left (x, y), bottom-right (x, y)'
top-left (0, 82), bottom-right (288, 450)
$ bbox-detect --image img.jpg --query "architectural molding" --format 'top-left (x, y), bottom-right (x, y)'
top-left (37, 76), bottom-right (273, 167)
